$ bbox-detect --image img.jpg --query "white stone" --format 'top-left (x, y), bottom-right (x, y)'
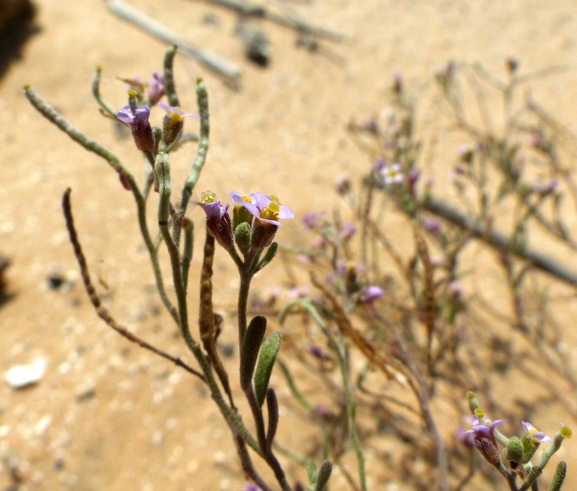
top-left (5, 358), bottom-right (46, 389)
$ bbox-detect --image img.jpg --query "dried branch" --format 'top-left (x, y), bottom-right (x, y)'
top-left (107, 0), bottom-right (241, 80)
top-left (62, 188), bottom-right (206, 382)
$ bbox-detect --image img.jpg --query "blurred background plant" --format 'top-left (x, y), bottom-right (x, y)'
top-left (268, 60), bottom-right (576, 490)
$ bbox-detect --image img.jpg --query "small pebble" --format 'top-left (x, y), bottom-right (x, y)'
top-left (5, 357), bottom-right (46, 389)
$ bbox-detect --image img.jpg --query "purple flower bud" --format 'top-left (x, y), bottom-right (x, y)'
top-left (358, 285), bottom-right (384, 303)
top-left (116, 104), bottom-right (155, 153)
top-left (302, 211), bottom-right (327, 231)
top-left (373, 157), bottom-right (386, 174)
top-left (306, 344), bottom-right (331, 361)
top-left (424, 218), bottom-right (442, 235)
top-left (147, 72), bottom-right (165, 105)
top-left (475, 437), bottom-right (501, 465)
top-left (288, 285), bottom-right (310, 298)
top-left (531, 178), bottom-right (559, 196)
top-left (362, 118), bottom-right (378, 133)
top-left (392, 72), bottom-right (403, 95)
top-left (200, 191), bottom-right (234, 250)
top-left (335, 175), bottom-right (351, 196)
top-left (339, 222), bottom-right (356, 241)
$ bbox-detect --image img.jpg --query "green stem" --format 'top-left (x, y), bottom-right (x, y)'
top-left (92, 66), bottom-right (117, 117)
top-left (24, 85), bottom-right (179, 325)
top-left (24, 86), bottom-right (127, 174)
top-left (176, 78), bottom-right (210, 244)
top-left (238, 268), bottom-right (252, 345)
top-left (300, 300), bottom-right (366, 491)
top-left (163, 44), bottom-right (180, 108)
top-left (156, 154), bottom-right (261, 453)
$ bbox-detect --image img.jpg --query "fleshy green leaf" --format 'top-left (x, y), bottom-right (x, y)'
top-left (254, 331), bottom-right (282, 407)
top-left (240, 316), bottom-right (267, 391)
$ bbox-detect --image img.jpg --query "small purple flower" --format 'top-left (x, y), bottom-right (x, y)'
top-left (448, 164), bottom-right (466, 180)
top-left (288, 285), bottom-right (310, 298)
top-left (358, 285), bottom-right (384, 303)
top-left (373, 157), bottom-right (386, 174)
top-left (231, 191), bottom-right (295, 249)
top-left (147, 72), bottom-right (165, 105)
top-left (531, 178), bottom-right (559, 196)
top-left (158, 102), bottom-right (198, 120)
top-left (242, 484), bottom-right (261, 491)
top-left (158, 102), bottom-right (198, 146)
top-left (302, 211), bottom-right (327, 231)
top-left (522, 422), bottom-right (551, 443)
top-left (464, 416), bottom-right (505, 450)
top-left (116, 104), bottom-right (155, 153)
top-left (362, 118), bottom-right (378, 133)
top-left (232, 192), bottom-right (294, 226)
top-left (200, 191), bottom-right (234, 250)
top-left (381, 163), bottom-right (404, 185)
top-left (339, 222), bottom-right (356, 241)
top-left (307, 344), bottom-right (331, 361)
top-left (462, 415), bottom-right (505, 465)
top-left (424, 218), bottom-right (442, 235)
top-left (448, 280), bottom-right (466, 299)
top-left (335, 174), bottom-right (351, 196)
top-left (392, 72), bottom-right (403, 95)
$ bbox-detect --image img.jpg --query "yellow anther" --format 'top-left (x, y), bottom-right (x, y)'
top-left (201, 190), bottom-right (216, 203)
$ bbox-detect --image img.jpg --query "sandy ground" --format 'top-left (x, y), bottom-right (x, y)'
top-left (2, 1), bottom-right (577, 490)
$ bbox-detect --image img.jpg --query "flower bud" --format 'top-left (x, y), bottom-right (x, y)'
top-left (200, 191), bottom-right (234, 250)
top-left (234, 222), bottom-right (252, 256)
top-left (503, 436), bottom-right (524, 466)
top-left (475, 437), bottom-right (501, 466)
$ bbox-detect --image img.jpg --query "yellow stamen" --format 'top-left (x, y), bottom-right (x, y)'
top-left (201, 190), bottom-right (216, 204)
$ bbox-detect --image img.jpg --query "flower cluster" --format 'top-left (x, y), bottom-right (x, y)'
top-left (201, 191), bottom-right (294, 254)
top-left (115, 72), bottom-right (197, 155)
top-left (460, 410), bottom-right (555, 470)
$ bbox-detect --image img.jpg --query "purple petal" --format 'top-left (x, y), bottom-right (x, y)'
top-left (116, 105), bottom-right (134, 124)
top-left (359, 285), bottom-right (384, 303)
top-left (258, 217), bottom-right (281, 227)
top-left (250, 192), bottom-right (271, 211)
top-left (202, 200), bottom-right (229, 219)
top-left (133, 106), bottom-right (151, 126)
top-left (230, 191), bottom-right (260, 218)
top-left (278, 204), bottom-right (294, 219)
top-left (158, 102), bottom-right (198, 118)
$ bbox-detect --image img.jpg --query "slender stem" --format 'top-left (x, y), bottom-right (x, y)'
top-left (238, 269), bottom-right (252, 345)
top-left (235, 434), bottom-right (273, 491)
top-left (92, 66), bottom-right (117, 117)
top-left (156, 155), bottom-right (261, 454)
top-left (181, 79), bottom-right (210, 204)
top-left (299, 299), bottom-right (366, 491)
top-left (339, 343), bottom-right (367, 491)
top-left (173, 78), bottom-right (210, 248)
top-left (24, 86), bottom-right (127, 174)
top-left (163, 44), bottom-right (180, 108)
top-left (24, 85), bottom-right (179, 325)
top-left (62, 188), bottom-right (205, 382)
